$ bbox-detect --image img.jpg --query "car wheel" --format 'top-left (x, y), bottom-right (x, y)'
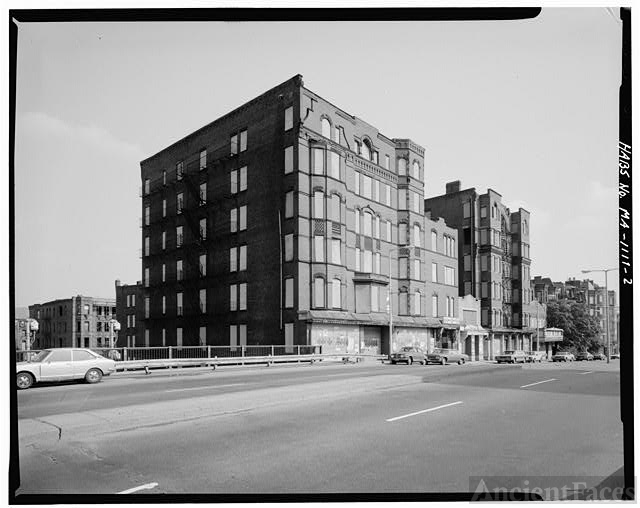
top-left (441, 358), bottom-right (447, 365)
top-left (85, 368), bottom-right (103, 384)
top-left (458, 358), bottom-right (465, 365)
top-left (421, 359), bottom-right (426, 365)
top-left (17, 372), bottom-right (34, 390)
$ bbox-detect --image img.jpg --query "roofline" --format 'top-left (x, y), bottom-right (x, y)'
top-left (141, 74), bottom-right (304, 165)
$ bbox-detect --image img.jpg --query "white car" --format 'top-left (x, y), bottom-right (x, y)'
top-left (16, 348), bottom-right (116, 389)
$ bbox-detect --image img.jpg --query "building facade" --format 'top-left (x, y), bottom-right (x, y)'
top-left (115, 280), bottom-right (144, 347)
top-left (424, 181), bottom-right (535, 358)
top-left (138, 74), bottom-right (460, 354)
top-left (29, 296), bottom-right (118, 349)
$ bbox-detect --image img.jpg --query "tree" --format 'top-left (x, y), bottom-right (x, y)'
top-left (546, 300), bottom-right (602, 352)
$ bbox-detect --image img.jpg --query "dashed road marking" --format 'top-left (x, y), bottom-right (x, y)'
top-left (580, 371), bottom-right (593, 375)
top-left (118, 482), bottom-right (158, 494)
top-left (520, 378), bottom-right (556, 389)
top-left (386, 401), bottom-right (463, 422)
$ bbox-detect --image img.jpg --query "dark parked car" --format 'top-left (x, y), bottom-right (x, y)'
top-left (390, 346), bottom-right (426, 365)
top-left (575, 351), bottom-right (594, 361)
top-left (426, 348), bottom-right (469, 365)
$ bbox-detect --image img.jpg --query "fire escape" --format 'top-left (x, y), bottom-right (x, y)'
top-left (501, 214), bottom-right (513, 328)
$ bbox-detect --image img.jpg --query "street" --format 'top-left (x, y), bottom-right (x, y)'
top-left (15, 360), bottom-right (623, 498)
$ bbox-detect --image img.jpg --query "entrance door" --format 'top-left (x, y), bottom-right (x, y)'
top-left (361, 327), bottom-right (381, 355)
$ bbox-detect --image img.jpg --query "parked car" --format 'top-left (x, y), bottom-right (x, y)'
top-left (610, 353), bottom-right (620, 360)
top-left (593, 353), bottom-right (607, 360)
top-left (525, 351), bottom-right (546, 363)
top-left (552, 352), bottom-right (575, 362)
top-left (426, 348), bottom-right (469, 365)
top-left (575, 351), bottom-right (594, 361)
top-left (495, 350), bottom-right (527, 364)
top-left (16, 348), bottom-right (116, 389)
top-left (390, 346), bottom-right (426, 365)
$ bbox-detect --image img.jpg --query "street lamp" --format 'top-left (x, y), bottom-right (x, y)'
top-left (109, 319), bottom-right (121, 349)
top-left (581, 268), bottom-right (618, 363)
top-left (25, 319), bottom-right (39, 350)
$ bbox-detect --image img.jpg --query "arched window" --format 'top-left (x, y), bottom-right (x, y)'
top-left (361, 139), bottom-right (371, 160)
top-left (374, 216), bottom-right (380, 239)
top-left (331, 193), bottom-right (341, 222)
top-left (397, 158), bottom-right (407, 175)
top-left (321, 118), bottom-right (331, 138)
top-left (412, 161), bottom-right (420, 179)
top-left (413, 290), bottom-right (421, 316)
top-left (331, 278), bottom-right (341, 309)
top-left (363, 211), bottom-right (373, 237)
top-left (313, 276), bottom-right (325, 308)
top-left (413, 224), bottom-right (421, 247)
top-left (431, 230), bottom-right (438, 251)
top-left (313, 190), bottom-right (324, 219)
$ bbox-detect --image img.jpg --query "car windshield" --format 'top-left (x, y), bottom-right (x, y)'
top-left (432, 349), bottom-right (447, 354)
top-left (401, 347), bottom-right (414, 352)
top-left (504, 351), bottom-right (515, 354)
top-left (29, 350), bottom-right (51, 362)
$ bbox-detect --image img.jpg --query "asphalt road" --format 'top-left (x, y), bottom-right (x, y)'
top-left (15, 360), bottom-right (623, 499)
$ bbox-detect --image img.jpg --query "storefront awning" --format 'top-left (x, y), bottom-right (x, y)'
top-left (460, 324), bottom-right (489, 336)
top-left (299, 310), bottom-right (442, 328)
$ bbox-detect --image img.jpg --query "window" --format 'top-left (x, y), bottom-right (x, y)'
top-left (313, 191), bottom-right (324, 219)
top-left (200, 149), bottom-right (207, 170)
top-left (48, 349), bottom-right (72, 362)
top-left (239, 166), bottom-right (247, 192)
top-left (231, 209), bottom-right (238, 232)
top-left (230, 247), bottom-right (237, 272)
top-left (230, 325), bottom-right (237, 347)
top-left (162, 296), bottom-right (166, 315)
top-left (373, 180), bottom-right (379, 202)
top-left (314, 235), bottom-right (325, 262)
top-left (363, 250), bottom-right (372, 273)
top-left (385, 184), bottom-right (391, 206)
top-left (331, 239), bottom-right (341, 264)
top-left (285, 191), bottom-right (294, 218)
top-left (413, 291), bottom-right (421, 315)
top-left (480, 206), bottom-right (487, 218)
top-left (398, 158), bottom-right (407, 175)
top-left (145, 297), bottom-right (150, 319)
top-left (199, 218), bottom-right (207, 240)
top-left (314, 277), bottom-right (325, 308)
top-left (176, 161), bottom-right (184, 181)
top-left (373, 151), bottom-right (379, 164)
top-left (177, 292), bottom-right (183, 316)
top-left (329, 152), bottom-right (340, 180)
top-left (355, 247), bottom-right (361, 271)
top-left (412, 161), bottom-right (420, 180)
top-left (374, 216), bottom-right (380, 239)
top-left (412, 191), bottom-right (420, 213)
top-left (363, 212), bottom-right (372, 237)
top-left (144, 267), bottom-right (149, 287)
top-left (463, 201), bottom-right (471, 218)
top-left (331, 194), bottom-right (340, 222)
top-left (432, 262), bottom-right (438, 283)
top-left (144, 236), bottom-right (149, 256)
top-left (313, 148), bottom-right (324, 174)
top-left (285, 278), bottom-right (294, 308)
top-left (362, 175), bottom-right (371, 199)
top-left (285, 233), bottom-right (294, 261)
top-left (144, 178), bottom-right (150, 195)
top-left (240, 129), bottom-right (247, 152)
top-left (239, 205), bottom-right (247, 231)
top-left (200, 289), bottom-right (206, 313)
top-left (284, 146), bottom-right (294, 174)
top-left (398, 189), bottom-right (407, 209)
top-left (199, 183), bottom-right (206, 204)
top-left (284, 106), bottom-right (293, 131)
top-left (413, 259), bottom-right (421, 280)
top-left (399, 290), bottom-right (408, 315)
top-left (177, 193), bottom-right (184, 214)
top-left (354, 172), bottom-right (360, 195)
top-left (413, 225), bottom-right (421, 247)
top-left (162, 199), bottom-right (166, 217)
top-left (284, 323), bottom-right (294, 351)
top-left (432, 295), bottom-right (438, 317)
top-left (374, 252), bottom-right (381, 274)
top-left (386, 220), bottom-right (392, 242)
top-left (239, 245), bottom-right (247, 271)
top-left (481, 282), bottom-right (488, 298)
top-left (354, 209), bottom-right (360, 235)
top-left (399, 256), bottom-right (407, 278)
top-left (145, 206), bottom-right (150, 226)
top-left (481, 255), bottom-right (487, 272)
top-left (444, 266), bottom-right (455, 286)
top-left (162, 263), bottom-right (166, 282)
top-left (361, 140), bottom-right (371, 160)
top-left (385, 154), bottom-right (390, 170)
top-left (230, 284), bottom-right (237, 311)
top-left (399, 223), bottom-right (408, 244)
top-left (371, 285), bottom-right (379, 312)
top-left (199, 253), bottom-right (206, 276)
top-left (321, 118), bottom-right (331, 138)
top-left (199, 326), bottom-right (206, 346)
top-left (177, 259), bottom-right (183, 280)
top-left (231, 134), bottom-right (238, 155)
top-left (332, 279), bottom-right (341, 309)
top-left (231, 170), bottom-right (239, 195)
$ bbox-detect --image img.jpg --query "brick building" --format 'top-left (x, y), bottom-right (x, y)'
top-left (424, 181), bottom-right (535, 358)
top-left (138, 74), bottom-right (460, 355)
top-left (115, 280), bottom-right (144, 347)
top-left (28, 296), bottom-right (118, 349)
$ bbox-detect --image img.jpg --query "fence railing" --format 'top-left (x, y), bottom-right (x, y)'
top-left (15, 345), bottom-right (323, 364)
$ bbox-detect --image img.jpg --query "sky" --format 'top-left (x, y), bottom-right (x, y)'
top-left (13, 8), bottom-right (623, 307)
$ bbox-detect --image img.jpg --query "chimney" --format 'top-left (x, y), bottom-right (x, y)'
top-left (446, 180), bottom-right (461, 194)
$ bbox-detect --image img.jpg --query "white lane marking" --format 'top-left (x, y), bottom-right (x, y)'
top-left (520, 378), bottom-right (556, 388)
top-left (118, 482), bottom-right (158, 494)
top-left (580, 371), bottom-right (593, 375)
top-left (165, 383), bottom-right (247, 393)
top-left (386, 401), bottom-right (463, 422)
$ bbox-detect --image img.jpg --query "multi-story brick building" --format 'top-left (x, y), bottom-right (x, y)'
top-left (28, 296), bottom-right (118, 349)
top-left (424, 181), bottom-right (535, 358)
top-left (115, 280), bottom-right (144, 347)
top-left (138, 74), bottom-right (460, 355)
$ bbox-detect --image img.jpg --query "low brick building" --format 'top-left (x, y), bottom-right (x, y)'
top-left (115, 280), bottom-right (144, 347)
